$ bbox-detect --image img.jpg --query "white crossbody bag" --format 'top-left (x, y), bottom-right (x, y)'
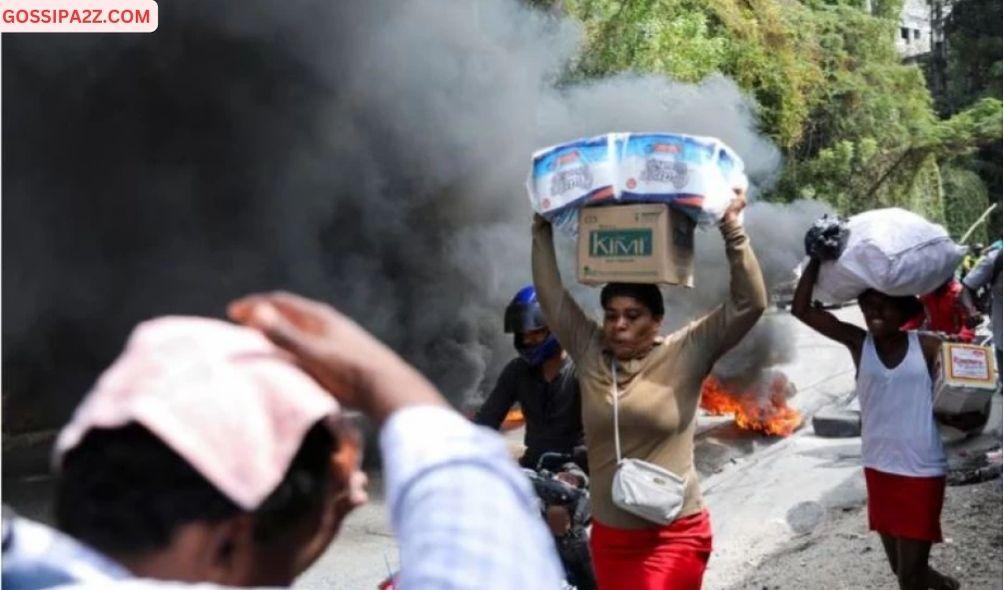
top-left (610, 360), bottom-right (687, 525)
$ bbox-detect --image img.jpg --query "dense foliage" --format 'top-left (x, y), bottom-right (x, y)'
top-left (560, 0), bottom-right (1002, 241)
top-left (940, 0), bottom-right (1001, 114)
top-left (938, 0), bottom-right (1002, 243)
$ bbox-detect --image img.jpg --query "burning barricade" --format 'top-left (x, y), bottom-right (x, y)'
top-left (698, 315), bottom-right (804, 437)
top-left (700, 370), bottom-right (803, 437)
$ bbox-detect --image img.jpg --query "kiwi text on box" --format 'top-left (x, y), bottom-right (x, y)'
top-left (577, 204), bottom-right (694, 286)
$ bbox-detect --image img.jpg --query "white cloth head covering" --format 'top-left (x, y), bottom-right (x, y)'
top-left (54, 316), bottom-right (338, 510)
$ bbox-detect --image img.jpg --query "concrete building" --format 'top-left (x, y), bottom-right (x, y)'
top-left (894, 0), bottom-right (951, 60)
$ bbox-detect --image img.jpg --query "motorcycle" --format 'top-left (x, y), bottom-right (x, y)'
top-left (523, 452), bottom-right (596, 590)
top-left (377, 452), bottom-right (596, 590)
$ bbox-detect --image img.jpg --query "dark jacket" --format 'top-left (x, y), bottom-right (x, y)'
top-left (474, 356), bottom-right (584, 468)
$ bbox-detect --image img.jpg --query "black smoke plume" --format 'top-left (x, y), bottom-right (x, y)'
top-left (3, 0), bottom-right (820, 431)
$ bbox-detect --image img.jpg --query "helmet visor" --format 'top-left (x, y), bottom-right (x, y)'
top-left (504, 302), bottom-right (547, 333)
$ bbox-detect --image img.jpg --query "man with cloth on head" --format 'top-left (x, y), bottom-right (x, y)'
top-left (2, 291), bottom-right (564, 590)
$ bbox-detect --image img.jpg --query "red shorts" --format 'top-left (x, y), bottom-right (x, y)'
top-left (864, 467), bottom-right (946, 542)
top-left (590, 510), bottom-right (713, 590)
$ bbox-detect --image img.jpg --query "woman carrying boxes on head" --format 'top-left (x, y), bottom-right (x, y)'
top-left (530, 190), bottom-right (767, 590)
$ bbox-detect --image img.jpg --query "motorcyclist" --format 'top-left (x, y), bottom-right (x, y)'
top-left (474, 285), bottom-right (586, 471)
top-left (475, 286), bottom-right (595, 590)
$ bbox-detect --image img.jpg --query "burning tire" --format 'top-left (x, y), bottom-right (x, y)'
top-left (699, 370), bottom-right (802, 437)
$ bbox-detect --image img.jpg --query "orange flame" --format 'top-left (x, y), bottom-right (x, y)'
top-left (700, 372), bottom-right (802, 437)
top-left (501, 407), bottom-right (525, 432)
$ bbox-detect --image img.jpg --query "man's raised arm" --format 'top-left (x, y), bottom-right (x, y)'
top-left (229, 292), bottom-right (564, 590)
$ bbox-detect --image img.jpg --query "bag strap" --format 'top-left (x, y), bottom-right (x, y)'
top-left (611, 359), bottom-right (622, 463)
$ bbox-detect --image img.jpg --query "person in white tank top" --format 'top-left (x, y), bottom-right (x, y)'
top-left (792, 258), bottom-right (959, 590)
top-left (858, 330), bottom-right (947, 477)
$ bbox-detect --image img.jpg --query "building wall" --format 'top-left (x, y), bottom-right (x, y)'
top-left (896, 0), bottom-right (932, 58)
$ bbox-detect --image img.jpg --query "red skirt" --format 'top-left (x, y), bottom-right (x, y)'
top-left (590, 510), bottom-right (713, 590)
top-left (864, 467), bottom-right (946, 542)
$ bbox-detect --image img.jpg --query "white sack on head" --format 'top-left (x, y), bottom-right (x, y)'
top-left (813, 208), bottom-right (965, 304)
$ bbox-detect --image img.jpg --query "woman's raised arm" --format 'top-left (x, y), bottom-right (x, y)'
top-left (531, 214), bottom-right (600, 362)
top-left (791, 257), bottom-right (865, 358)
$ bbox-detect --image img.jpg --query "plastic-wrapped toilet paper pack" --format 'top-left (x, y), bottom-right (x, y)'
top-left (527, 132), bottom-right (747, 235)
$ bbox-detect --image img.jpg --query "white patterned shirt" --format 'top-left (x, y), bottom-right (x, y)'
top-left (382, 406), bottom-right (565, 590)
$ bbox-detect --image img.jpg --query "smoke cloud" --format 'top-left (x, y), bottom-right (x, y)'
top-left (3, 0), bottom-right (823, 429)
top-left (692, 200), bottom-right (833, 378)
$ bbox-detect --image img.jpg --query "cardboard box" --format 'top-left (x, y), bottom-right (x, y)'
top-left (577, 203), bottom-right (694, 285)
top-left (933, 343), bottom-right (999, 414)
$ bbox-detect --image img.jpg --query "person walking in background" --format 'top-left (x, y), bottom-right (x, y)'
top-left (901, 277), bottom-right (977, 342)
top-left (959, 243), bottom-right (984, 280)
top-left (961, 245), bottom-right (1002, 373)
top-left (531, 191), bottom-right (767, 590)
top-left (792, 262), bottom-right (959, 590)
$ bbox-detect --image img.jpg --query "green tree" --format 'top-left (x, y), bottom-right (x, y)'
top-left (942, 0), bottom-right (1002, 115)
top-left (941, 162), bottom-right (989, 244)
top-left (559, 0), bottom-right (1003, 228)
top-left (938, 0), bottom-right (1003, 242)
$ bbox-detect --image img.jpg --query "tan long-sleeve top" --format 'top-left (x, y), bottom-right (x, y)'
top-left (531, 217), bottom-right (767, 529)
